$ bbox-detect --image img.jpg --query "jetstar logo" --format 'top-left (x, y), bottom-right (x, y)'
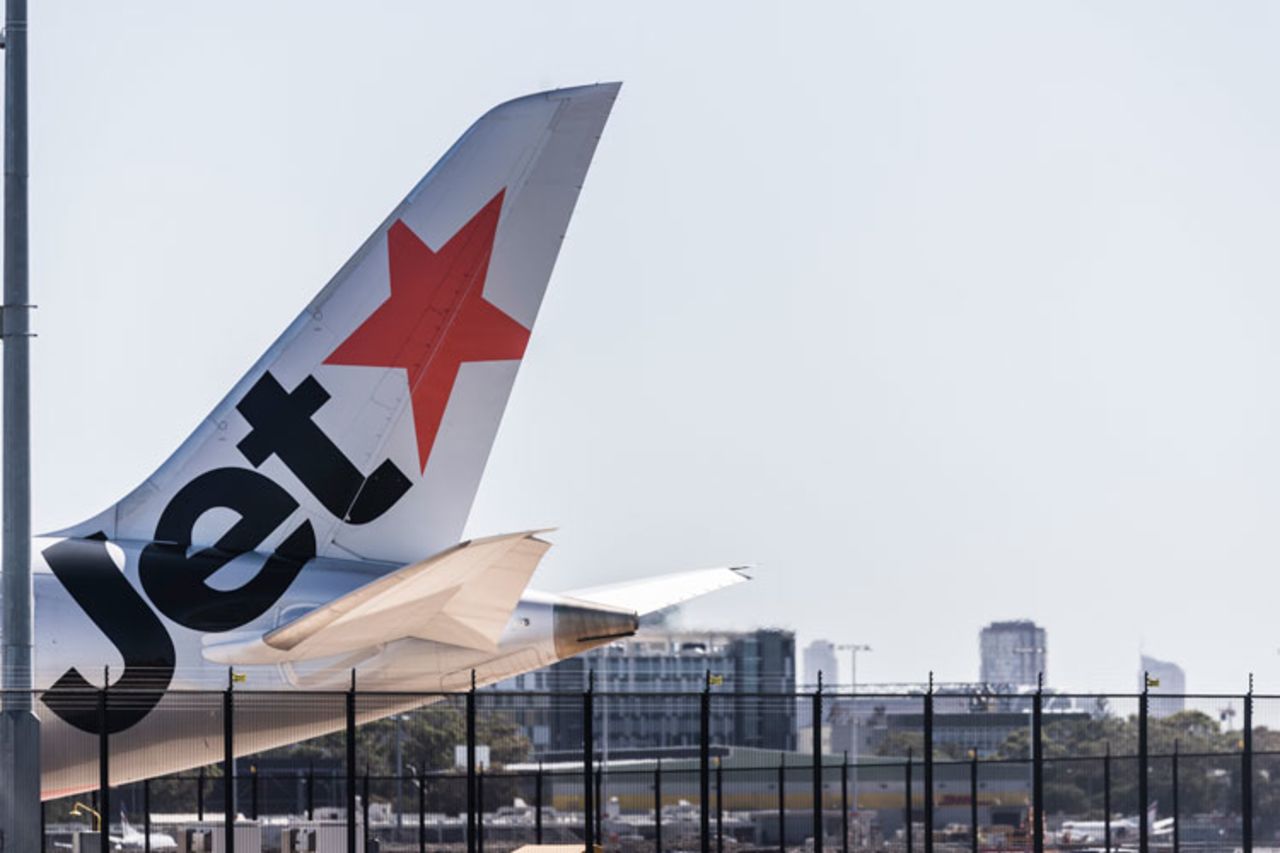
top-left (43, 191), bottom-right (526, 734)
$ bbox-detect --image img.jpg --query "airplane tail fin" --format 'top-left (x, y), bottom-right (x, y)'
top-left (52, 84), bottom-right (620, 565)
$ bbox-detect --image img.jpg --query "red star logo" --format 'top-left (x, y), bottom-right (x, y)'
top-left (324, 190), bottom-right (529, 472)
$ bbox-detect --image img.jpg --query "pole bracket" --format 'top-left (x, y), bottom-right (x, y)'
top-left (0, 304), bottom-right (35, 338)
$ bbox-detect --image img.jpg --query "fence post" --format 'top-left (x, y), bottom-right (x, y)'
top-left (1103, 742), bottom-right (1111, 853)
top-left (1032, 676), bottom-right (1043, 853)
top-left (1244, 676), bottom-right (1254, 853)
top-left (1172, 740), bottom-right (1179, 853)
top-left (841, 752), bottom-right (849, 853)
top-left (595, 761), bottom-right (603, 837)
top-left (144, 777), bottom-right (151, 853)
top-left (1138, 680), bottom-right (1149, 853)
top-left (778, 754), bottom-right (786, 853)
top-left (536, 762), bottom-right (544, 845)
top-left (655, 758), bottom-right (662, 853)
top-left (716, 757), bottom-right (724, 853)
top-left (477, 768), bottom-right (484, 853)
top-left (250, 765), bottom-right (259, 822)
top-left (306, 762), bottom-right (314, 820)
top-left (583, 670), bottom-right (595, 853)
top-left (702, 672), bottom-right (712, 853)
top-left (224, 675), bottom-right (235, 853)
top-left (418, 765), bottom-right (426, 853)
top-left (813, 675), bottom-right (823, 853)
top-left (347, 670), bottom-right (357, 853)
top-left (970, 753), bottom-right (978, 853)
top-left (468, 670), bottom-right (478, 853)
top-left (905, 748), bottom-right (913, 853)
top-left (198, 765), bottom-right (206, 822)
top-left (98, 673), bottom-right (109, 853)
top-left (363, 770), bottom-right (371, 853)
top-left (924, 676), bottom-right (933, 853)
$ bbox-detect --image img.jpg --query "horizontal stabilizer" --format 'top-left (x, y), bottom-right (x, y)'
top-left (565, 566), bottom-right (750, 616)
top-left (203, 530), bottom-right (551, 665)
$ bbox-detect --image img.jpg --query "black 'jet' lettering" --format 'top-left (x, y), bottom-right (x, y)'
top-left (236, 371), bottom-right (411, 524)
top-left (139, 467), bottom-right (316, 632)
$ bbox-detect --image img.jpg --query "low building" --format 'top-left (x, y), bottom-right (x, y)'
top-left (493, 628), bottom-right (796, 755)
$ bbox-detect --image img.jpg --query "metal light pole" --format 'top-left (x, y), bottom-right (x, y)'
top-left (0, 0), bottom-right (40, 846)
top-left (837, 644), bottom-right (871, 822)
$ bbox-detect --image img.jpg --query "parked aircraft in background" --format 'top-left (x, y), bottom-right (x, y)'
top-left (35, 82), bottom-right (747, 799)
top-left (114, 813), bottom-right (177, 851)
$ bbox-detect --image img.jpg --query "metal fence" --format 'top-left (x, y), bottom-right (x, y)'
top-left (25, 677), bottom-right (1280, 852)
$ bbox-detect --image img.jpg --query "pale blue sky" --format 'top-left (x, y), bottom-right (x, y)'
top-left (22, 2), bottom-right (1280, 693)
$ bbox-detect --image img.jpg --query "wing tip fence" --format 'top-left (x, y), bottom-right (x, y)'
top-left (31, 668), bottom-right (1276, 853)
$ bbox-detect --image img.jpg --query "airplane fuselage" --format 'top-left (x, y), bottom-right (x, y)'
top-left (33, 535), bottom-right (633, 800)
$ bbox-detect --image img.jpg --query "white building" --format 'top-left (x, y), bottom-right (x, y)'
top-left (1140, 655), bottom-right (1186, 717)
top-left (979, 620), bottom-right (1046, 687)
top-left (803, 639), bottom-right (838, 688)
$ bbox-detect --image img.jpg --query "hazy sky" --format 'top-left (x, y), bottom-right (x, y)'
top-left (21, 2), bottom-right (1280, 694)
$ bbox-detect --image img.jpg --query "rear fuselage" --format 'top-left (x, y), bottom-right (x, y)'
top-left (33, 535), bottom-right (635, 800)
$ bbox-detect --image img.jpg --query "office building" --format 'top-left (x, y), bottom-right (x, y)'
top-left (979, 620), bottom-right (1047, 687)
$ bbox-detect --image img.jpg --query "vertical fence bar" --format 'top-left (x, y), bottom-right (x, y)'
top-left (198, 766), bottom-right (205, 822)
top-left (905, 749), bottom-right (913, 853)
top-left (701, 677), bottom-right (711, 853)
top-left (716, 757), bottom-right (724, 853)
top-left (98, 683), bottom-right (109, 853)
top-left (970, 754), bottom-right (978, 853)
top-left (1244, 682), bottom-right (1253, 853)
top-left (363, 770), bottom-right (371, 853)
top-left (536, 763), bottom-right (544, 845)
top-left (777, 755), bottom-right (785, 853)
top-left (477, 768), bottom-right (484, 853)
top-left (813, 681), bottom-right (823, 853)
top-left (583, 673), bottom-right (595, 853)
top-left (655, 758), bottom-right (662, 853)
top-left (306, 762), bottom-right (314, 820)
top-left (595, 762), bottom-right (603, 838)
top-left (1104, 743), bottom-right (1111, 853)
top-left (224, 682), bottom-right (235, 853)
top-left (144, 777), bottom-right (151, 853)
top-left (419, 766), bottom-right (426, 853)
top-left (841, 753), bottom-right (848, 853)
top-left (1032, 683), bottom-right (1043, 853)
top-left (1172, 740), bottom-right (1179, 853)
top-left (251, 765), bottom-right (259, 822)
top-left (347, 673), bottom-right (357, 853)
top-left (923, 683), bottom-right (933, 853)
top-left (468, 674), bottom-right (478, 853)
top-left (1138, 688), bottom-right (1149, 853)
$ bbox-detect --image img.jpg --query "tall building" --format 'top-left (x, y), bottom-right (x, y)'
top-left (494, 628), bottom-right (797, 755)
top-left (1140, 655), bottom-right (1186, 717)
top-left (979, 620), bottom-right (1047, 687)
top-left (803, 639), bottom-right (838, 688)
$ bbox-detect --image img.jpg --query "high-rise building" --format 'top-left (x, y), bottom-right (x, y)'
top-left (979, 620), bottom-right (1046, 687)
top-left (803, 639), bottom-right (838, 688)
top-left (1140, 655), bottom-right (1186, 717)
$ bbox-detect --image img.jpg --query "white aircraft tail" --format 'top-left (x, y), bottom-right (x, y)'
top-left (53, 84), bottom-right (620, 566)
